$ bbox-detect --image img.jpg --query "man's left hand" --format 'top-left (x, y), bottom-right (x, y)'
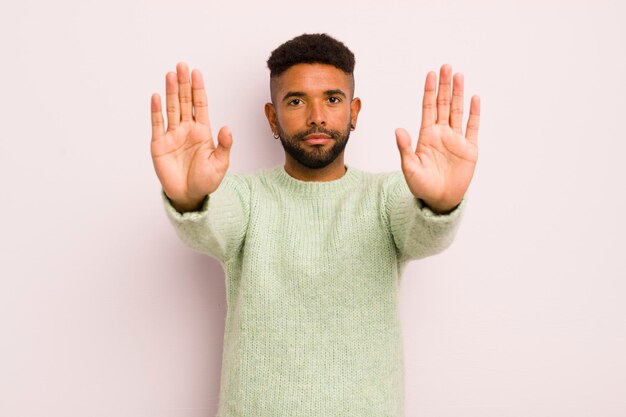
top-left (395, 64), bottom-right (480, 214)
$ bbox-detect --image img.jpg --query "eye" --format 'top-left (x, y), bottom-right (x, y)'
top-left (328, 96), bottom-right (341, 104)
top-left (288, 98), bottom-right (303, 106)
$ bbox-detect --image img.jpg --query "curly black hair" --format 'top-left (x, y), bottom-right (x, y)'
top-left (267, 33), bottom-right (355, 78)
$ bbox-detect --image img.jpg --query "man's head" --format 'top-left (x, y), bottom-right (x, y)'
top-left (264, 34), bottom-right (361, 172)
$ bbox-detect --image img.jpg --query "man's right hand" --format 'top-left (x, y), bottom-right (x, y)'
top-left (150, 62), bottom-right (232, 213)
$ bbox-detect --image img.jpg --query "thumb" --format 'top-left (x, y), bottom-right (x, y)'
top-left (395, 128), bottom-right (414, 162)
top-left (213, 126), bottom-right (233, 163)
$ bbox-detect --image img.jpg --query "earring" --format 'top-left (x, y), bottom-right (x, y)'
top-left (350, 124), bottom-right (355, 131)
top-left (273, 132), bottom-right (280, 140)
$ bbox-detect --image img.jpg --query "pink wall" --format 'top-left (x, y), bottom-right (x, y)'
top-left (1, 1), bottom-right (625, 416)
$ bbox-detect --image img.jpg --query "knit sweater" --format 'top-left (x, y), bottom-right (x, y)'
top-left (162, 165), bottom-right (464, 417)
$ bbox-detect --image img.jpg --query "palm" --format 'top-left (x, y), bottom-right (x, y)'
top-left (150, 63), bottom-right (232, 207)
top-left (396, 65), bottom-right (480, 213)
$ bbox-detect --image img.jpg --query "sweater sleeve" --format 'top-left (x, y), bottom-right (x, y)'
top-left (161, 174), bottom-right (250, 263)
top-left (381, 172), bottom-right (465, 263)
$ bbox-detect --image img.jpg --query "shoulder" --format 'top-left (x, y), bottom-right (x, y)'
top-left (216, 167), bottom-right (285, 199)
top-left (223, 166), bottom-right (280, 184)
top-left (352, 167), bottom-right (407, 195)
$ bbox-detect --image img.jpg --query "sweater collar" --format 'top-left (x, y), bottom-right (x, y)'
top-left (270, 165), bottom-right (362, 198)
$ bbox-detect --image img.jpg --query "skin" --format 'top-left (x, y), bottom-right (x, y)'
top-left (264, 63), bottom-right (361, 182)
top-left (150, 61), bottom-right (480, 214)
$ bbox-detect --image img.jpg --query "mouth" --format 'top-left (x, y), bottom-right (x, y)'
top-left (303, 134), bottom-right (332, 145)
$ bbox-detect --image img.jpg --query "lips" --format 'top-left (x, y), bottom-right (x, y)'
top-left (303, 134), bottom-right (332, 144)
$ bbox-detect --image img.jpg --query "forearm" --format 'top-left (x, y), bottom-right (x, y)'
top-left (384, 172), bottom-right (465, 262)
top-left (391, 194), bottom-right (465, 261)
top-left (161, 175), bottom-right (250, 262)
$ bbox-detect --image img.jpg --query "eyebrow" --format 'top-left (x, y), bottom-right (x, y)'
top-left (281, 89), bottom-right (348, 102)
top-left (324, 89), bottom-right (347, 98)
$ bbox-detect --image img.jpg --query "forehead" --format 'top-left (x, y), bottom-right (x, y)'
top-left (271, 63), bottom-right (353, 99)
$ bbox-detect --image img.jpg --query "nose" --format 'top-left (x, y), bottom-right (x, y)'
top-left (307, 100), bottom-right (326, 126)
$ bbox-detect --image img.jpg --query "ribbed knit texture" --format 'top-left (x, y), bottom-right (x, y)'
top-left (162, 165), bottom-right (464, 417)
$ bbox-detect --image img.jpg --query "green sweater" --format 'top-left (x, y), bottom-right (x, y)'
top-left (162, 165), bottom-right (464, 417)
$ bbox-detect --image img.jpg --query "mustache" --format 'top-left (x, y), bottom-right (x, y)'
top-left (292, 126), bottom-right (343, 141)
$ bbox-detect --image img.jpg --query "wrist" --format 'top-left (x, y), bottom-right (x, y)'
top-left (420, 198), bottom-right (460, 215)
top-left (167, 194), bottom-right (207, 213)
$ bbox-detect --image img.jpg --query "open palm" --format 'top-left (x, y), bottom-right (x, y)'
top-left (151, 63), bottom-right (232, 211)
top-left (395, 64), bottom-right (480, 214)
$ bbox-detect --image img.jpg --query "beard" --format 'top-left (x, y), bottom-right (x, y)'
top-left (276, 122), bottom-right (352, 169)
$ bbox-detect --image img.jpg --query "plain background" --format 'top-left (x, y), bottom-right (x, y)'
top-left (1, 0), bottom-right (625, 416)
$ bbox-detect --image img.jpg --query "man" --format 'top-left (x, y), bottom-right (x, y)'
top-left (150, 34), bottom-right (480, 417)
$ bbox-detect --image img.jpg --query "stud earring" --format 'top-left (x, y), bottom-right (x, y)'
top-left (273, 132), bottom-right (280, 140)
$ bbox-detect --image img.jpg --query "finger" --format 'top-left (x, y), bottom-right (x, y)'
top-left (450, 73), bottom-right (464, 134)
top-left (151, 93), bottom-right (165, 141)
top-left (421, 71), bottom-right (437, 130)
top-left (395, 128), bottom-right (416, 161)
top-left (191, 69), bottom-right (211, 127)
top-left (213, 126), bottom-right (233, 164)
top-left (165, 71), bottom-right (180, 132)
top-left (177, 62), bottom-right (193, 122)
top-left (436, 64), bottom-right (452, 125)
top-left (465, 95), bottom-right (481, 145)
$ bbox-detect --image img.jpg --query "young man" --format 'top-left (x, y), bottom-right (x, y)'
top-left (150, 34), bottom-right (480, 417)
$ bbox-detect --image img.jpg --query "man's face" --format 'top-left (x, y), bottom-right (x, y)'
top-left (265, 64), bottom-right (361, 169)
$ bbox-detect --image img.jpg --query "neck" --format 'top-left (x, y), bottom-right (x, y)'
top-left (284, 154), bottom-right (347, 182)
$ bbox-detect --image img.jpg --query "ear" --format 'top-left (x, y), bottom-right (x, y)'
top-left (350, 97), bottom-right (362, 131)
top-left (264, 102), bottom-right (278, 133)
